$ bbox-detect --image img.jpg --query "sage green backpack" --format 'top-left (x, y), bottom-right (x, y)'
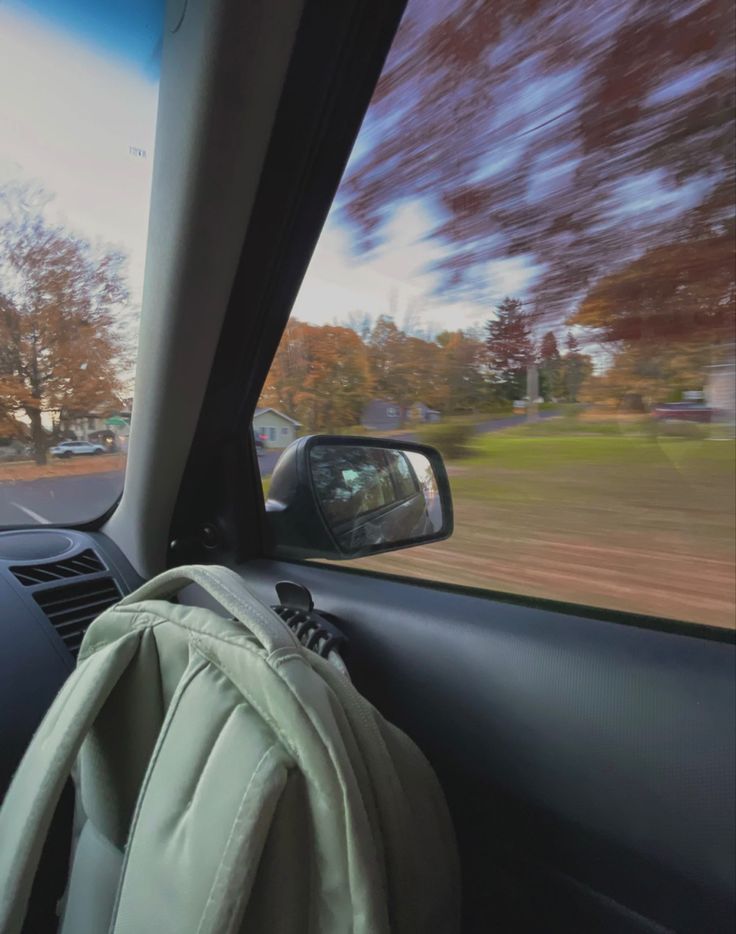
top-left (0, 565), bottom-right (459, 934)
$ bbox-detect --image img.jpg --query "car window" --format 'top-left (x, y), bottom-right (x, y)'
top-left (391, 453), bottom-right (418, 500)
top-left (258, 0), bottom-right (735, 628)
top-left (0, 0), bottom-right (164, 525)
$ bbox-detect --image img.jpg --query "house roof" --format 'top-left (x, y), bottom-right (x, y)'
top-left (253, 407), bottom-right (302, 426)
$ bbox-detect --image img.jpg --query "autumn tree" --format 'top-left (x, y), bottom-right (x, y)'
top-left (485, 297), bottom-right (534, 400)
top-left (260, 320), bottom-right (372, 431)
top-left (340, 0), bottom-right (734, 318)
top-left (0, 184), bottom-right (129, 463)
top-left (435, 330), bottom-right (488, 412)
top-left (569, 230), bottom-right (734, 405)
top-left (580, 341), bottom-right (716, 409)
top-left (367, 316), bottom-right (405, 401)
top-left (365, 316), bottom-right (441, 418)
top-left (569, 235), bottom-right (735, 345)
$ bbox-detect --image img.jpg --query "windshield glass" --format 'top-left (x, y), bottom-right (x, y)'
top-left (0, 0), bottom-right (163, 525)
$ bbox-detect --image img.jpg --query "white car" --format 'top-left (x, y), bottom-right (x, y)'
top-left (50, 440), bottom-right (106, 458)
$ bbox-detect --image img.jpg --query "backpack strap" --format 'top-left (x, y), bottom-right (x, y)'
top-left (0, 634), bottom-right (140, 934)
top-left (119, 565), bottom-right (298, 655)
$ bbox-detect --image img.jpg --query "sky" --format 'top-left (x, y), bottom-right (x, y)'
top-left (0, 0), bottom-right (542, 359)
top-left (0, 0), bottom-right (161, 321)
top-left (0, 0), bottom-right (712, 357)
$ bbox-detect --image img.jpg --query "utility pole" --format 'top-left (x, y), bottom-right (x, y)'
top-left (526, 363), bottom-right (539, 423)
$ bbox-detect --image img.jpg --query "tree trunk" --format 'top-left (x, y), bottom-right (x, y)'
top-left (28, 408), bottom-right (47, 465)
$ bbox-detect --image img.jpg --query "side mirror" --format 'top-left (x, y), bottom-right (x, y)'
top-left (264, 435), bottom-right (453, 560)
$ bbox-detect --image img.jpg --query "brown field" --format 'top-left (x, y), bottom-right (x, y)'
top-left (339, 426), bottom-right (736, 629)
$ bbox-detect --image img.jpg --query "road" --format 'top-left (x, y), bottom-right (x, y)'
top-left (0, 412), bottom-right (557, 525)
top-left (395, 408), bottom-right (557, 443)
top-left (0, 470), bottom-right (124, 526)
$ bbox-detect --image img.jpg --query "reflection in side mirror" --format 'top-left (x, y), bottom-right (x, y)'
top-left (265, 435), bottom-right (453, 560)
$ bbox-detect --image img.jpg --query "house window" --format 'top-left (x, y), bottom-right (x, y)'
top-left (282, 427), bottom-right (289, 436)
top-left (386, 406), bottom-right (399, 417)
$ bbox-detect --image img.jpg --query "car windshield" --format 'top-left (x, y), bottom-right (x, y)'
top-left (0, 0), bottom-right (163, 525)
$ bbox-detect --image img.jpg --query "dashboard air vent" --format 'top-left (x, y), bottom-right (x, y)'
top-left (10, 548), bottom-right (105, 586)
top-left (33, 577), bottom-right (121, 655)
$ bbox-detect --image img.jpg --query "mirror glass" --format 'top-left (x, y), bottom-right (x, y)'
top-left (309, 444), bottom-right (445, 553)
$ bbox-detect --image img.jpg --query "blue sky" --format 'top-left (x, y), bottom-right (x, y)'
top-left (7, 1), bottom-right (163, 75)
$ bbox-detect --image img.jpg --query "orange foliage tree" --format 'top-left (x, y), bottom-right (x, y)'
top-left (260, 320), bottom-right (373, 431)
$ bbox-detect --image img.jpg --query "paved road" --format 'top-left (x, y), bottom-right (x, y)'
top-left (257, 450), bottom-right (281, 478)
top-left (0, 470), bottom-right (124, 526)
top-left (0, 413), bottom-right (558, 525)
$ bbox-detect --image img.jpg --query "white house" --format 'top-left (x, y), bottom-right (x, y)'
top-left (253, 408), bottom-right (301, 448)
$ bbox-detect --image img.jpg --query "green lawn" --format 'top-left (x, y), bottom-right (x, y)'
top-left (344, 421), bottom-right (736, 628)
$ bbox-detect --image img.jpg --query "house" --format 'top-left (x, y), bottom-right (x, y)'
top-left (360, 399), bottom-right (403, 431)
top-left (706, 360), bottom-right (736, 426)
top-left (406, 401), bottom-right (441, 424)
top-left (361, 399), bottom-right (441, 430)
top-left (60, 404), bottom-right (132, 449)
top-left (253, 407), bottom-right (301, 448)
top-left (61, 413), bottom-right (108, 440)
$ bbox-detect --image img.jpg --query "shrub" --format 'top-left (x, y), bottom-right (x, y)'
top-left (417, 421), bottom-right (475, 459)
top-left (652, 419), bottom-right (708, 440)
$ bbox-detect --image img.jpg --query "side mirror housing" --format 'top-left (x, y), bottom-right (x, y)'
top-left (264, 435), bottom-right (453, 560)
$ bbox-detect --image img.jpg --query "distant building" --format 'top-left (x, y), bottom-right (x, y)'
top-left (253, 408), bottom-right (301, 448)
top-left (60, 404), bottom-right (131, 449)
top-left (406, 401), bottom-right (441, 424)
top-left (61, 413), bottom-right (106, 440)
top-left (706, 359), bottom-right (736, 426)
top-left (361, 400), bottom-right (403, 431)
top-left (361, 399), bottom-right (441, 430)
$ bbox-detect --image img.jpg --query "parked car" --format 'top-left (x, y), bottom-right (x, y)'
top-left (652, 401), bottom-right (715, 423)
top-left (49, 440), bottom-right (106, 458)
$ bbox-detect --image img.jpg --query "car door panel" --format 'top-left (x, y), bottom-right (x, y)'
top-left (235, 558), bottom-right (735, 933)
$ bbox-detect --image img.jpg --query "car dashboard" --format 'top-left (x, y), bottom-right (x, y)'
top-left (0, 528), bottom-right (141, 796)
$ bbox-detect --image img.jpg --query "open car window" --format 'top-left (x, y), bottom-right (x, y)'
top-left (258, 0), bottom-right (736, 629)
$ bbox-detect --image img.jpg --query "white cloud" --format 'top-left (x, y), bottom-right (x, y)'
top-left (294, 199), bottom-right (539, 335)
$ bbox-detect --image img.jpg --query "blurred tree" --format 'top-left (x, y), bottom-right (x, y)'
top-left (435, 330), bottom-right (488, 412)
top-left (345, 310), bottom-right (373, 341)
top-left (485, 297), bottom-right (534, 400)
top-left (570, 228), bottom-right (734, 406)
top-left (340, 0), bottom-right (735, 317)
top-left (569, 234), bottom-right (735, 344)
top-left (560, 331), bottom-right (592, 402)
top-left (581, 342), bottom-right (712, 409)
top-left (539, 330), bottom-right (564, 399)
top-left (366, 316), bottom-right (441, 419)
top-left (0, 184), bottom-right (129, 464)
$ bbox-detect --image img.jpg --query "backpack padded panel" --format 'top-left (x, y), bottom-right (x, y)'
top-left (0, 571), bottom-right (460, 934)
